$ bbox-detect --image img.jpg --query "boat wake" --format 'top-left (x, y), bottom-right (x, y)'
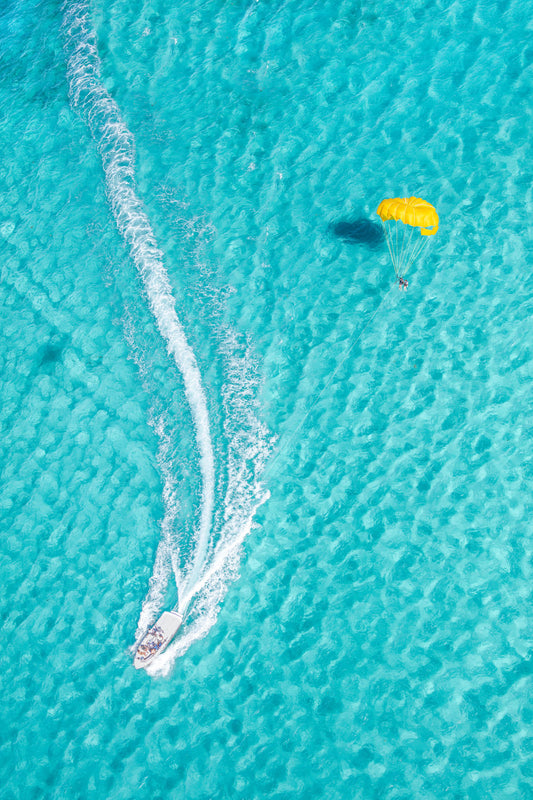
top-left (127, 327), bottom-right (272, 678)
top-left (63, 2), bottom-right (271, 674)
top-left (146, 333), bottom-right (272, 676)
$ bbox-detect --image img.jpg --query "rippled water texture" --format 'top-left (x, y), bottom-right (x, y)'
top-left (1, 0), bottom-right (533, 797)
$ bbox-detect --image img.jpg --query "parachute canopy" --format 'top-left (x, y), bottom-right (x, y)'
top-left (376, 196), bottom-right (439, 281)
top-left (376, 196), bottom-right (438, 236)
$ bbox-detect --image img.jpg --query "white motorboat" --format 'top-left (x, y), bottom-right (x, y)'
top-left (134, 610), bottom-right (183, 669)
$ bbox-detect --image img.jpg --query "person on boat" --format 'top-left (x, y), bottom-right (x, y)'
top-left (136, 624), bottom-right (166, 660)
top-left (137, 644), bottom-right (150, 660)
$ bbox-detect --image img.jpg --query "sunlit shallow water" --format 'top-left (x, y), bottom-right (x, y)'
top-left (1, 0), bottom-right (533, 797)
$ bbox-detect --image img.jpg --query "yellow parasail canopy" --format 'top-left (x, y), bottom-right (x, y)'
top-left (376, 197), bottom-right (439, 236)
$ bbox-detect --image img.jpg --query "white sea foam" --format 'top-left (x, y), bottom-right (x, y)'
top-left (62, 1), bottom-right (214, 633)
top-left (63, 3), bottom-right (272, 671)
top-left (148, 333), bottom-right (273, 676)
top-left (122, 299), bottom-right (274, 670)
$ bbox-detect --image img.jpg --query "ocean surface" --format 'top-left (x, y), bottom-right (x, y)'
top-left (1, 0), bottom-right (532, 797)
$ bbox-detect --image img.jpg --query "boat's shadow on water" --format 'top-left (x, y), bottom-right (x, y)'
top-left (328, 217), bottom-right (384, 249)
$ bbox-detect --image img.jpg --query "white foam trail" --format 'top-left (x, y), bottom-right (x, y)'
top-left (147, 491), bottom-right (269, 678)
top-left (147, 333), bottom-right (273, 676)
top-left (62, 2), bottom-right (215, 625)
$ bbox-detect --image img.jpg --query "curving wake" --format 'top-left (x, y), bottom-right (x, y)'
top-left (62, 2), bottom-right (272, 674)
top-left (62, 1), bottom-right (214, 636)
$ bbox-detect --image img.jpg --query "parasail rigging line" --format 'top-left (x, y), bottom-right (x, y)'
top-left (377, 196), bottom-right (439, 283)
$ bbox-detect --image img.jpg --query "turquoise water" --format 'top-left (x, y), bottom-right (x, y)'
top-left (2, 0), bottom-right (533, 796)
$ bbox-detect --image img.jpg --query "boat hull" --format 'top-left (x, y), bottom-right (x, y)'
top-left (134, 610), bottom-right (183, 669)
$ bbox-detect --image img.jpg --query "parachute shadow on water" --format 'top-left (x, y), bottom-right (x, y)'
top-left (329, 217), bottom-right (385, 248)
top-left (38, 333), bottom-right (69, 372)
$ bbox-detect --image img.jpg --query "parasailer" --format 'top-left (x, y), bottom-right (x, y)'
top-left (376, 196), bottom-right (438, 289)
